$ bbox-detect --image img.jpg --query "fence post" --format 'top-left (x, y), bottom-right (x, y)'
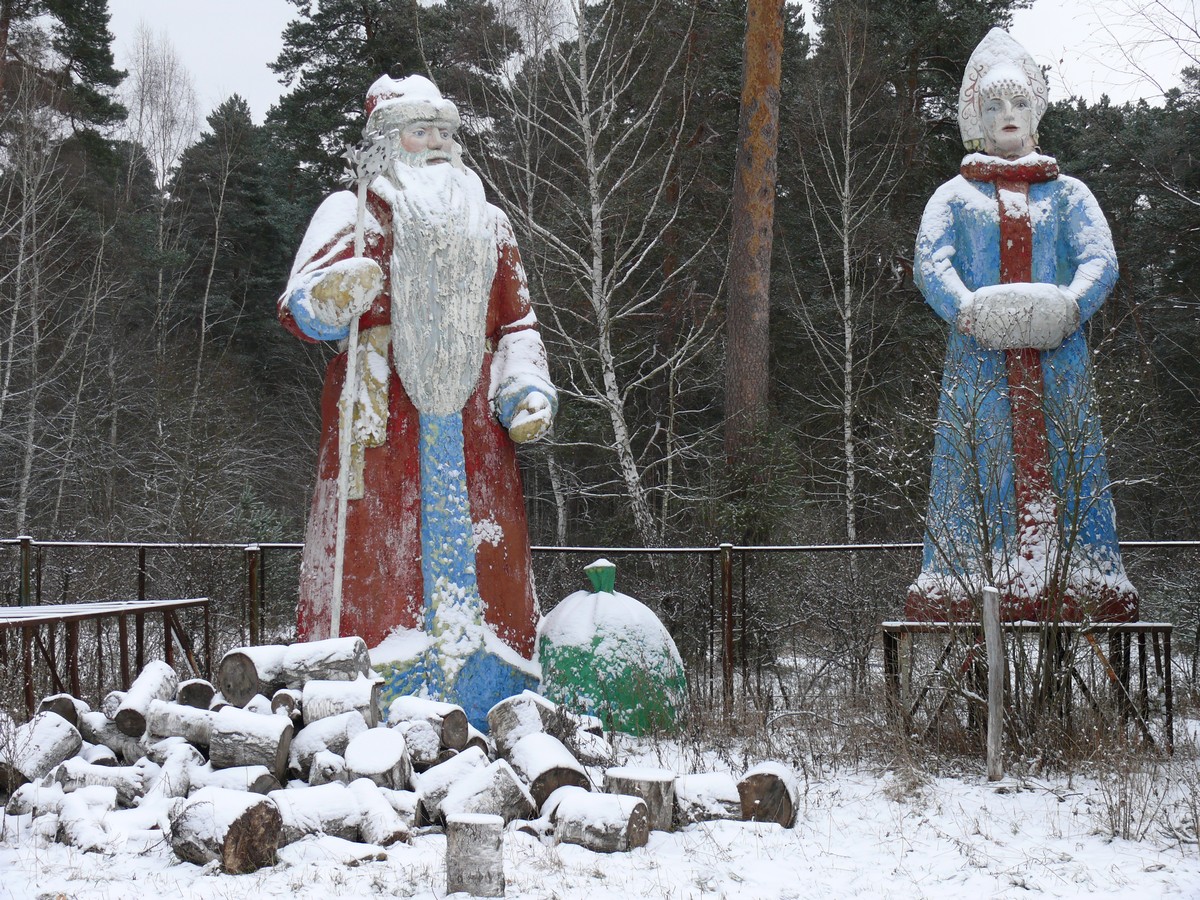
top-left (18, 535), bottom-right (32, 606)
top-left (720, 542), bottom-right (734, 715)
top-left (983, 585), bottom-right (1004, 782)
top-left (246, 544), bottom-right (261, 646)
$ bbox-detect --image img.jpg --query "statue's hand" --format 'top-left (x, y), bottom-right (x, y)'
top-left (309, 258), bottom-right (384, 326)
top-left (508, 391), bottom-right (553, 443)
top-left (964, 283), bottom-right (1080, 350)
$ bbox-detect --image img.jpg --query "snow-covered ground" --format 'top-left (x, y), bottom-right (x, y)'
top-left (4, 737), bottom-right (1199, 899)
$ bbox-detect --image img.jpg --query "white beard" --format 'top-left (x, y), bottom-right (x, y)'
top-left (379, 160), bottom-right (497, 415)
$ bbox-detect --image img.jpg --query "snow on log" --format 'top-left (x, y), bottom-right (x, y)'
top-left (54, 757), bottom-right (145, 808)
top-left (465, 724), bottom-right (491, 756)
top-left (347, 777), bottom-right (410, 846)
top-left (446, 813), bottom-right (504, 897)
top-left (57, 784), bottom-right (121, 853)
top-left (271, 689), bottom-right (303, 723)
top-left (0, 711), bottom-right (82, 792)
top-left (302, 675), bottom-right (380, 727)
top-left (487, 691), bottom-right (556, 759)
top-left (146, 699), bottom-right (214, 747)
top-left (280, 637), bottom-right (371, 686)
top-left (78, 711), bottom-right (147, 765)
top-left (80, 742), bottom-right (118, 767)
top-left (542, 784), bottom-right (589, 821)
top-left (441, 758), bottom-right (535, 825)
top-left (287, 710), bottom-right (368, 777)
top-left (412, 745), bottom-right (488, 824)
top-left (209, 706), bottom-right (293, 782)
top-left (394, 718), bottom-right (441, 771)
top-left (570, 728), bottom-right (615, 766)
top-left (188, 762), bottom-right (280, 795)
top-left (344, 726), bottom-right (410, 790)
top-left (244, 694), bottom-right (274, 715)
top-left (507, 732), bottom-right (590, 809)
top-left (209, 692), bottom-right (230, 713)
top-left (169, 785), bottom-right (282, 873)
top-left (737, 761), bottom-right (799, 828)
top-left (268, 782), bottom-right (360, 846)
top-left (308, 749), bottom-right (349, 786)
top-left (176, 679), bottom-right (215, 710)
top-left (378, 787), bottom-right (420, 830)
top-left (115, 660), bottom-right (179, 737)
top-left (141, 744), bottom-right (203, 801)
top-left (674, 772), bottom-right (741, 824)
top-left (555, 791), bottom-right (649, 853)
top-left (604, 766), bottom-right (675, 832)
top-left (217, 644), bottom-right (288, 708)
top-left (37, 693), bottom-right (87, 729)
top-left (5, 780), bottom-right (65, 816)
top-left (100, 690), bottom-right (125, 720)
top-left (387, 696), bottom-right (468, 751)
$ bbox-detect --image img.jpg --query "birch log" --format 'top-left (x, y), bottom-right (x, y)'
top-left (78, 711), bottom-right (147, 765)
top-left (279, 637), bottom-right (371, 686)
top-left (268, 782), bottom-right (361, 845)
top-left (80, 742), bottom-right (118, 767)
top-left (487, 692), bottom-right (556, 759)
top-left (309, 749), bottom-right (349, 786)
top-left (54, 757), bottom-right (144, 807)
top-left (176, 679), bottom-right (215, 710)
top-left (146, 699), bottom-right (214, 747)
top-left (604, 766), bottom-right (675, 832)
top-left (188, 762), bottom-right (280, 795)
top-left (0, 712), bottom-right (82, 791)
top-left (674, 772), bottom-right (741, 824)
top-left (446, 813), bottom-right (504, 897)
top-left (555, 792), bottom-right (649, 853)
top-left (287, 710), bottom-right (368, 777)
top-left (37, 694), bottom-right (87, 729)
top-left (209, 706), bottom-right (293, 782)
top-left (116, 661), bottom-right (179, 737)
top-left (441, 758), bottom-right (535, 824)
top-left (57, 784), bottom-right (120, 853)
top-left (217, 644), bottom-right (289, 707)
top-left (169, 786), bottom-right (282, 873)
top-left (412, 746), bottom-right (489, 824)
top-left (394, 718), bottom-right (441, 771)
top-left (387, 696), bottom-right (469, 751)
top-left (345, 726), bottom-right (411, 789)
top-left (302, 675), bottom-right (380, 726)
top-left (737, 761), bottom-right (798, 828)
top-left (348, 777), bottom-right (411, 846)
top-left (507, 733), bottom-right (590, 809)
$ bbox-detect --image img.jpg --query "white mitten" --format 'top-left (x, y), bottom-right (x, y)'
top-left (508, 392), bottom-right (553, 444)
top-left (965, 283), bottom-right (1080, 350)
top-left (308, 258), bottom-right (384, 326)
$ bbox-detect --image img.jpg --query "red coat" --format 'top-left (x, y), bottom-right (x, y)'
top-left (280, 187), bottom-right (547, 656)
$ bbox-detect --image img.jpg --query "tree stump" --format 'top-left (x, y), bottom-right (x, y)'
top-left (176, 679), bottom-right (215, 710)
top-left (287, 710), bottom-right (368, 777)
top-left (737, 761), bottom-right (798, 828)
top-left (116, 660), bottom-right (179, 737)
top-left (674, 772), bottom-right (741, 824)
top-left (555, 792), bottom-right (649, 853)
top-left (446, 813), bottom-right (505, 897)
top-left (387, 695), bottom-right (469, 751)
top-left (442, 759), bottom-right (535, 824)
top-left (507, 733), bottom-right (590, 809)
top-left (209, 706), bottom-right (293, 782)
top-left (604, 766), bottom-right (675, 832)
top-left (348, 777), bottom-right (410, 846)
top-left (0, 711), bottom-right (82, 792)
top-left (302, 675), bottom-right (380, 727)
top-left (487, 692), bottom-right (556, 759)
top-left (268, 782), bottom-right (361, 845)
top-left (345, 726), bottom-right (411, 790)
top-left (170, 785), bottom-right (282, 873)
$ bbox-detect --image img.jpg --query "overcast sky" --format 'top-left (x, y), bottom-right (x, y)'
top-left (106, 0), bottom-right (1191, 129)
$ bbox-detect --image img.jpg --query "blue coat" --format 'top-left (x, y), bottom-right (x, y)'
top-left (911, 164), bottom-right (1133, 607)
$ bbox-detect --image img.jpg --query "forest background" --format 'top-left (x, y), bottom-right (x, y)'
top-left (0, 0), bottom-right (1196, 583)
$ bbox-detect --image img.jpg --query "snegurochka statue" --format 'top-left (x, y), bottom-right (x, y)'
top-left (279, 75), bottom-right (557, 724)
top-left (907, 29), bottom-right (1137, 622)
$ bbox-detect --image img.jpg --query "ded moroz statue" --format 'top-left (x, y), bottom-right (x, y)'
top-left (279, 75), bottom-right (557, 724)
top-left (907, 29), bottom-right (1137, 622)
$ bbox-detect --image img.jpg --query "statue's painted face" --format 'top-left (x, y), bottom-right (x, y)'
top-left (399, 121), bottom-right (456, 165)
top-left (981, 87), bottom-right (1035, 159)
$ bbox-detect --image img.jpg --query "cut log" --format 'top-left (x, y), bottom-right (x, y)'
top-left (378, 787), bottom-right (420, 830)
top-left (188, 761), bottom-right (279, 794)
top-left (244, 693), bottom-right (274, 715)
top-left (57, 784), bottom-right (120, 853)
top-left (507, 733), bottom-right (590, 809)
top-left (280, 637), bottom-right (371, 686)
top-left (412, 745), bottom-right (489, 824)
top-left (344, 726), bottom-right (410, 790)
top-left (0, 711), bottom-right (82, 792)
top-left (37, 693), bottom-right (87, 729)
top-left (271, 689), bottom-right (303, 723)
top-left (100, 690), bottom-right (125, 720)
top-left (6, 780), bottom-right (66, 817)
top-left (78, 711), bottom-right (147, 765)
top-left (604, 766), bottom-right (675, 832)
top-left (555, 792), bottom-right (649, 853)
top-left (54, 757), bottom-right (145, 807)
top-left (287, 710), bottom-right (368, 778)
top-left (446, 813), bottom-right (504, 897)
top-left (146, 699), bottom-right (214, 747)
top-left (303, 675), bottom-right (380, 727)
top-left (465, 724), bottom-right (491, 756)
top-left (308, 749), bottom-right (349, 786)
top-left (348, 777), bottom-right (410, 846)
top-left (80, 742), bottom-right (118, 767)
top-left (115, 660), bottom-right (179, 737)
top-left (543, 784), bottom-right (590, 821)
top-left (169, 785), bottom-right (282, 873)
top-left (738, 761), bottom-right (798, 828)
top-left (209, 706), bottom-right (293, 782)
top-left (268, 782), bottom-right (360, 846)
top-left (209, 692), bottom-right (230, 712)
top-left (141, 743), bottom-right (203, 801)
top-left (394, 718), bottom-right (441, 771)
top-left (570, 729), bottom-right (614, 767)
top-left (487, 691), bottom-right (557, 759)
top-left (217, 644), bottom-right (288, 708)
top-left (442, 758), bottom-right (535, 825)
top-left (674, 772), bottom-right (741, 825)
top-left (176, 678), bottom-right (215, 710)
top-left (387, 696), bottom-right (468, 751)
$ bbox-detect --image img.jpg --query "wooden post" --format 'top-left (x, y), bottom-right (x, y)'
top-left (246, 545), bottom-right (261, 646)
top-left (118, 614), bottom-right (130, 689)
top-left (982, 586), bottom-right (1003, 782)
top-left (18, 535), bottom-right (32, 606)
top-left (22, 626), bottom-right (34, 715)
top-left (720, 542), bottom-right (734, 714)
top-left (1164, 627), bottom-right (1174, 754)
top-left (66, 620), bottom-right (80, 698)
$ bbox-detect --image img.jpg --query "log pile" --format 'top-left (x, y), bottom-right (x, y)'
top-left (1, 639), bottom-right (803, 879)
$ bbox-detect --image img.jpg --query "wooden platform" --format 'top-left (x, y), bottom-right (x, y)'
top-left (0, 597), bottom-right (210, 715)
top-left (882, 620), bottom-right (1174, 753)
